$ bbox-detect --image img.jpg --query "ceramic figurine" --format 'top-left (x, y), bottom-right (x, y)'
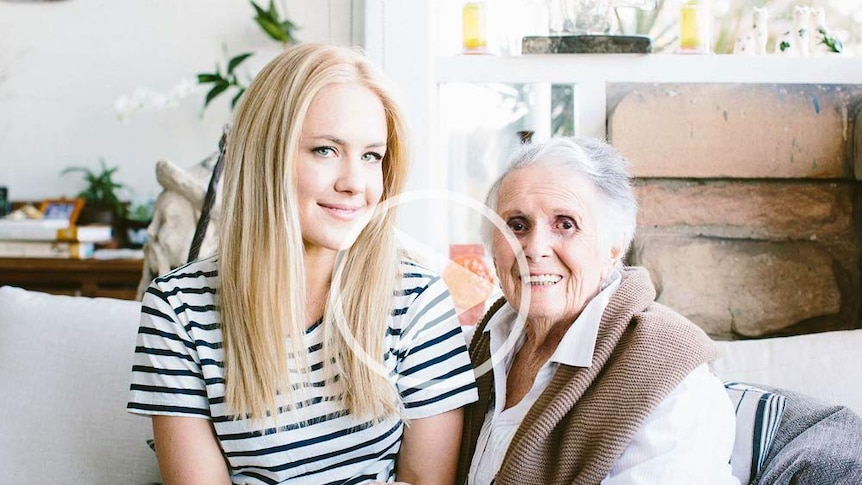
top-left (774, 29), bottom-right (794, 55)
top-left (795, 5), bottom-right (811, 57)
top-left (775, 5), bottom-right (810, 56)
top-left (753, 7), bottom-right (768, 55)
top-left (734, 7), bottom-right (768, 56)
top-left (811, 7), bottom-right (843, 55)
top-left (733, 32), bottom-right (753, 55)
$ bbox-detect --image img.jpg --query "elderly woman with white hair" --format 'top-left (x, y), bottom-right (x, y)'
top-left (456, 137), bottom-right (739, 485)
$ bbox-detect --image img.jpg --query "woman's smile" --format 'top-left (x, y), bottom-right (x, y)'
top-left (318, 202), bottom-right (367, 221)
top-left (522, 273), bottom-right (563, 286)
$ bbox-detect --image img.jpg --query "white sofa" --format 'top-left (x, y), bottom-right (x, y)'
top-left (0, 286), bottom-right (160, 485)
top-left (713, 329), bottom-right (862, 418)
top-left (1, 284), bottom-right (861, 484)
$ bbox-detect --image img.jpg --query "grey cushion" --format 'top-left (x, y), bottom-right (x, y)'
top-left (754, 386), bottom-right (862, 485)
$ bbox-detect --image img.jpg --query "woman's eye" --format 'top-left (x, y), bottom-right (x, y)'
top-left (362, 151), bottom-right (384, 163)
top-left (312, 146), bottom-right (336, 157)
top-left (507, 219), bottom-right (527, 233)
top-left (557, 218), bottom-right (576, 231)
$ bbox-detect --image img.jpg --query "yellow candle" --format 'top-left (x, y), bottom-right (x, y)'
top-left (462, 2), bottom-right (488, 53)
top-left (679, 1), bottom-right (710, 53)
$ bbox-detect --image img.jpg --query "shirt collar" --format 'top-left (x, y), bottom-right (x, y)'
top-left (550, 269), bottom-right (621, 367)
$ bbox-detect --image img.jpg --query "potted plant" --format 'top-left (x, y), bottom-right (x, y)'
top-left (61, 158), bottom-right (129, 227)
top-left (122, 199), bottom-right (154, 248)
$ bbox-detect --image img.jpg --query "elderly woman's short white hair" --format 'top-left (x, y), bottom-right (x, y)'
top-left (482, 137), bottom-right (638, 259)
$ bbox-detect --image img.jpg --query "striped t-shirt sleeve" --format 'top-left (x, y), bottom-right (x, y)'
top-left (393, 271), bottom-right (478, 420)
top-left (128, 280), bottom-right (211, 418)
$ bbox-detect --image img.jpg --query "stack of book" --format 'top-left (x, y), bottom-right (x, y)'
top-left (0, 219), bottom-right (113, 259)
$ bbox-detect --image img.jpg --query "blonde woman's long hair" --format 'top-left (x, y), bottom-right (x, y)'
top-left (218, 44), bottom-right (409, 422)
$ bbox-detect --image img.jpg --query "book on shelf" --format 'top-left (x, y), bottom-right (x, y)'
top-left (0, 240), bottom-right (96, 259)
top-left (56, 225), bottom-right (113, 243)
top-left (0, 219), bottom-right (112, 242)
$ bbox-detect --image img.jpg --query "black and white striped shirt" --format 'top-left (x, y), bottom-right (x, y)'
top-left (128, 257), bottom-right (478, 485)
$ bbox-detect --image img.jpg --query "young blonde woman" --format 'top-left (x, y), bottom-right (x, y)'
top-left (128, 44), bottom-right (478, 485)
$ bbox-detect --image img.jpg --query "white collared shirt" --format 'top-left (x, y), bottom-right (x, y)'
top-left (467, 270), bottom-right (740, 485)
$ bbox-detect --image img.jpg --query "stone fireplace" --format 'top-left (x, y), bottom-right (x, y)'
top-left (608, 83), bottom-right (862, 339)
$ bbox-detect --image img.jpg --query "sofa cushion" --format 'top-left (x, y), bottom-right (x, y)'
top-left (0, 286), bottom-right (161, 484)
top-left (754, 387), bottom-right (862, 485)
top-left (713, 329), bottom-right (862, 417)
top-left (725, 382), bottom-right (787, 484)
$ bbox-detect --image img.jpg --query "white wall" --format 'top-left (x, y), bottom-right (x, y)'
top-left (0, 0), bottom-right (358, 202)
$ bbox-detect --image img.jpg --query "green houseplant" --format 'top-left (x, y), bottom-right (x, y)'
top-left (123, 199), bottom-right (155, 248)
top-left (196, 0), bottom-right (299, 110)
top-left (61, 158), bottom-right (129, 226)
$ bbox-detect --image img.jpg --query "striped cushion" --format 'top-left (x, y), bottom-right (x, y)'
top-left (725, 382), bottom-right (787, 484)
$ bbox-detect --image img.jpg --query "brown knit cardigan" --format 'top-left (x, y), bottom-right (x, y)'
top-left (456, 266), bottom-right (718, 485)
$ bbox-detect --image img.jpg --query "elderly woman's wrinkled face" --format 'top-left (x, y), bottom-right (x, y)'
top-left (491, 164), bottom-right (621, 325)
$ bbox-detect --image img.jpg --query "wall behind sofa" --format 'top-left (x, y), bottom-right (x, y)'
top-left (0, 0), bottom-right (359, 202)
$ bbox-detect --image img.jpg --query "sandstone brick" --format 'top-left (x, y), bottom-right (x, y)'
top-left (608, 83), bottom-right (860, 179)
top-left (634, 180), bottom-right (854, 240)
top-left (630, 234), bottom-right (841, 338)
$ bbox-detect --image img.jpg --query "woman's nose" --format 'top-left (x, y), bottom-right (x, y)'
top-left (521, 226), bottom-right (552, 260)
top-left (334, 156), bottom-right (364, 194)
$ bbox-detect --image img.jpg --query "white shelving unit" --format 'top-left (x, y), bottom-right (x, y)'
top-left (365, 0), bottom-right (862, 247)
top-left (438, 54), bottom-right (862, 138)
top-left (436, 54), bottom-right (862, 84)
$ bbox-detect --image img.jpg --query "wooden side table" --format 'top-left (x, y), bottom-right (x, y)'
top-left (0, 257), bottom-right (144, 300)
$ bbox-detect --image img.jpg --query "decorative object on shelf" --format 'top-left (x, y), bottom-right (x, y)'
top-left (612, 0), bottom-right (858, 55)
top-left (122, 199), bottom-right (154, 249)
top-left (125, 199), bottom-right (155, 225)
top-left (61, 158), bottom-right (128, 231)
top-left (0, 187), bottom-right (10, 218)
top-left (733, 7), bottom-right (768, 56)
top-left (547, 0), bottom-right (566, 34)
top-left (775, 5), bottom-right (809, 56)
top-left (1, 204), bottom-right (43, 221)
top-left (462, 1), bottom-right (489, 54)
top-left (0, 240), bottom-right (95, 259)
top-left (523, 0), bottom-right (655, 54)
top-left (39, 198), bottom-right (84, 224)
top-left (775, 5), bottom-right (844, 57)
top-left (796, 5), bottom-right (811, 57)
top-left (812, 7), bottom-right (843, 55)
top-left (753, 6), bottom-right (769, 55)
top-left (522, 33), bottom-right (651, 53)
top-left (678, 0), bottom-right (711, 54)
top-left (0, 218), bottom-right (111, 242)
top-left (567, 0), bottom-right (613, 34)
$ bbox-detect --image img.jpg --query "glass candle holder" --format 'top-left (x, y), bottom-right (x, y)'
top-left (462, 1), bottom-right (489, 53)
top-left (569, 0), bottom-right (613, 34)
top-left (678, 0), bottom-right (711, 53)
